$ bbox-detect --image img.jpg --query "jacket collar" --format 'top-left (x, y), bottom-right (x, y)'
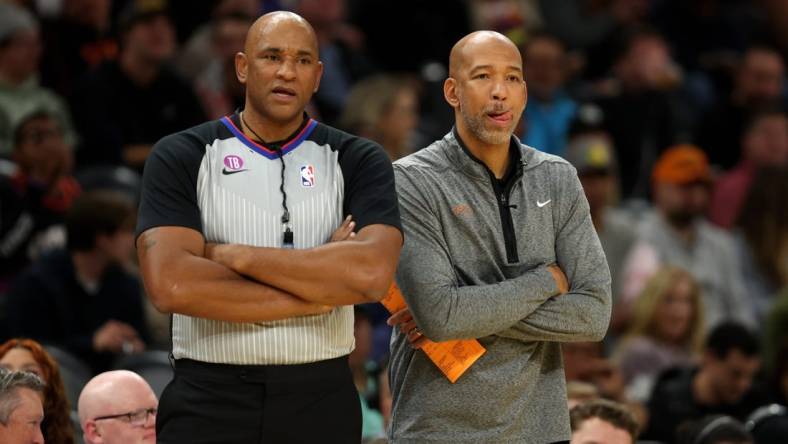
top-left (445, 126), bottom-right (527, 182)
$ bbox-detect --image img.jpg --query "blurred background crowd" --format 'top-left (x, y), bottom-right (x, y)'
top-left (0, 0), bottom-right (787, 443)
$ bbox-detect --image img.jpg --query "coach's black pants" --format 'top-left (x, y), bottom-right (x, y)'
top-left (156, 355), bottom-right (361, 443)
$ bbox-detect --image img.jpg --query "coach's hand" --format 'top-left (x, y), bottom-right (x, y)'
top-left (548, 264), bottom-right (569, 295)
top-left (387, 308), bottom-right (428, 350)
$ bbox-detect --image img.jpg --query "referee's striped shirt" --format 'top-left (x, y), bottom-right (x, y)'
top-left (136, 112), bottom-right (401, 365)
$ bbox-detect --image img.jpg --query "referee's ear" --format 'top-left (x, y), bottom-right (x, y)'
top-left (312, 60), bottom-right (323, 93)
top-left (236, 51), bottom-right (248, 85)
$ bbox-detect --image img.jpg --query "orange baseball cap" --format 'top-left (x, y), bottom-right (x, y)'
top-left (652, 144), bottom-right (712, 185)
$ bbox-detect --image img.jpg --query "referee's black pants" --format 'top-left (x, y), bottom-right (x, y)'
top-left (156, 355), bottom-right (362, 443)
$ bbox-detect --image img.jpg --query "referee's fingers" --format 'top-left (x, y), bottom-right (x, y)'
top-left (330, 215), bottom-right (355, 242)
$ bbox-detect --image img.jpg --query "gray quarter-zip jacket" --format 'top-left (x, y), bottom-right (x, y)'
top-left (389, 129), bottom-right (612, 444)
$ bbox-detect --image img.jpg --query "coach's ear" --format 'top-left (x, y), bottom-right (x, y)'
top-left (236, 52), bottom-right (248, 85)
top-left (444, 77), bottom-right (459, 109)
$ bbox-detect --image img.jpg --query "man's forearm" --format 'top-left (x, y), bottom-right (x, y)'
top-left (398, 264), bottom-right (561, 342)
top-left (493, 165), bottom-right (611, 343)
top-left (496, 287), bottom-right (611, 343)
top-left (208, 225), bottom-right (401, 305)
top-left (145, 254), bottom-right (328, 322)
top-left (138, 229), bottom-right (328, 323)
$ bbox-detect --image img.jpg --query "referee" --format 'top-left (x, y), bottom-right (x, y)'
top-left (135, 11), bottom-right (402, 443)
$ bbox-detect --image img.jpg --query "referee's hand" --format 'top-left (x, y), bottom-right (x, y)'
top-left (330, 215), bottom-right (356, 242)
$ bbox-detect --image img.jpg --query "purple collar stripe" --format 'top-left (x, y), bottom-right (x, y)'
top-left (221, 116), bottom-right (318, 159)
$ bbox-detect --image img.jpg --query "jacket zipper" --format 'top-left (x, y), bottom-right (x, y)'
top-left (488, 171), bottom-right (521, 264)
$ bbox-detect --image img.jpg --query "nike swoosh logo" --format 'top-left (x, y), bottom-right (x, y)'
top-left (222, 168), bottom-right (249, 175)
top-left (537, 199), bottom-right (551, 208)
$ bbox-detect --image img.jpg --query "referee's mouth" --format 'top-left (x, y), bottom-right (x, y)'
top-left (271, 86), bottom-right (297, 101)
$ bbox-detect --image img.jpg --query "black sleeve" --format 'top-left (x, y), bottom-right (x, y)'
top-left (135, 132), bottom-right (205, 239)
top-left (338, 138), bottom-right (402, 234)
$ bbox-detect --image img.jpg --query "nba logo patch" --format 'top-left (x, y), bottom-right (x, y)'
top-left (300, 165), bottom-right (316, 187)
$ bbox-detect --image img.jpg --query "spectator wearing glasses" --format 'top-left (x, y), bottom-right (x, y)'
top-left (77, 370), bottom-right (157, 444)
